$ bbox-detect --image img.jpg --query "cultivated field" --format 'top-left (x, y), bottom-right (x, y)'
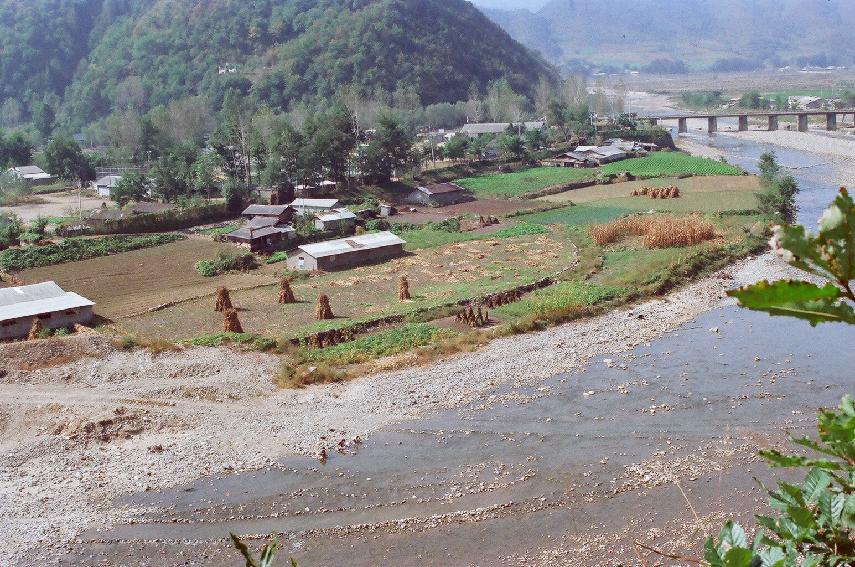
top-left (455, 167), bottom-right (593, 198)
top-left (17, 237), bottom-right (281, 319)
top-left (538, 175), bottom-right (760, 212)
top-left (118, 229), bottom-right (577, 340)
top-left (600, 152), bottom-right (743, 176)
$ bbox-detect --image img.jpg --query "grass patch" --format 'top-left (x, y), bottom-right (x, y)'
top-left (520, 204), bottom-right (637, 226)
top-left (265, 250), bottom-right (288, 264)
top-left (456, 167), bottom-right (593, 198)
top-left (493, 281), bottom-right (625, 319)
top-left (491, 222), bottom-right (549, 238)
top-left (185, 332), bottom-right (277, 351)
top-left (0, 233), bottom-right (185, 272)
top-left (198, 224), bottom-right (240, 236)
top-left (195, 251), bottom-right (257, 277)
top-left (298, 323), bottom-right (454, 365)
top-left (601, 152), bottom-right (742, 177)
top-left (399, 221), bottom-right (550, 250)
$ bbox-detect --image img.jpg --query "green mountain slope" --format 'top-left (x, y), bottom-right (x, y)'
top-left (0, 0), bottom-right (555, 128)
top-left (484, 0), bottom-right (855, 72)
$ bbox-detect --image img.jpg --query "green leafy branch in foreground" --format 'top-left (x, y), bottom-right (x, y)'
top-left (704, 396), bottom-right (855, 567)
top-left (728, 187), bottom-right (855, 326)
top-left (700, 188), bottom-right (855, 566)
top-left (230, 533), bottom-right (295, 567)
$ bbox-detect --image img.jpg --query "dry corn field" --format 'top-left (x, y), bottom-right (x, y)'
top-left (589, 215), bottom-right (718, 248)
top-left (631, 186), bottom-right (680, 199)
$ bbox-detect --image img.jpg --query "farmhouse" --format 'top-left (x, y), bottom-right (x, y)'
top-left (226, 219), bottom-right (295, 252)
top-left (542, 152), bottom-right (595, 168)
top-left (406, 183), bottom-right (469, 206)
top-left (240, 204), bottom-right (294, 224)
top-left (287, 231), bottom-right (406, 271)
top-left (313, 208), bottom-right (357, 232)
top-left (7, 165), bottom-right (55, 186)
top-left (92, 174), bottom-right (122, 197)
top-left (289, 198), bottom-right (340, 215)
top-left (0, 281), bottom-right (94, 340)
top-left (460, 121), bottom-right (545, 137)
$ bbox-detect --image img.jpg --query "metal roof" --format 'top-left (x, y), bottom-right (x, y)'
top-left (418, 183), bottom-right (465, 195)
top-left (0, 281), bottom-right (94, 321)
top-left (241, 204), bottom-right (292, 216)
top-left (9, 165), bottom-right (53, 180)
top-left (289, 198), bottom-right (340, 209)
top-left (95, 174), bottom-right (122, 187)
top-left (248, 216), bottom-right (279, 228)
top-left (228, 225), bottom-right (294, 240)
top-left (297, 231), bottom-right (405, 259)
top-left (315, 208), bottom-right (357, 222)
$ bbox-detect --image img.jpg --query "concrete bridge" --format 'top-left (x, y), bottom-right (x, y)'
top-left (643, 109), bottom-right (855, 133)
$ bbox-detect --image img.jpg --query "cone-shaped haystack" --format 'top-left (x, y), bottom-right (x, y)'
top-left (315, 293), bottom-right (334, 320)
top-left (27, 318), bottom-right (43, 340)
top-left (278, 278), bottom-right (296, 304)
top-left (215, 287), bottom-right (233, 312)
top-left (398, 275), bottom-right (411, 301)
top-left (223, 309), bottom-right (243, 333)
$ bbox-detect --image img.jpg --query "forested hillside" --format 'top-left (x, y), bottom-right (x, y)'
top-left (0, 0), bottom-right (555, 130)
top-left (484, 0), bottom-right (855, 73)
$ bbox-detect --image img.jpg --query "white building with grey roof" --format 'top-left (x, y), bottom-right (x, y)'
top-left (0, 281), bottom-right (94, 339)
top-left (287, 231), bottom-right (406, 271)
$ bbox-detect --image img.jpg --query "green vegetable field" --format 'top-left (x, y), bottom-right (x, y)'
top-left (456, 167), bottom-right (594, 198)
top-left (601, 152), bottom-right (742, 176)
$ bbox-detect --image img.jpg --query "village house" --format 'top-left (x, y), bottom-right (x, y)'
top-left (406, 183), bottom-right (469, 206)
top-left (92, 174), bottom-right (122, 197)
top-left (294, 180), bottom-right (336, 198)
top-left (313, 208), bottom-right (357, 232)
top-left (7, 165), bottom-right (55, 186)
top-left (788, 95), bottom-right (824, 110)
top-left (0, 281), bottom-right (94, 340)
top-left (287, 231), bottom-right (406, 271)
top-left (256, 185), bottom-right (295, 206)
top-left (225, 221), bottom-right (295, 252)
top-left (288, 198), bottom-right (340, 216)
top-left (240, 204), bottom-right (294, 224)
top-left (460, 121), bottom-right (545, 137)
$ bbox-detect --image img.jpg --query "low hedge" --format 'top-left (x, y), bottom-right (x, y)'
top-left (195, 251), bottom-right (257, 277)
top-left (0, 233), bottom-right (185, 272)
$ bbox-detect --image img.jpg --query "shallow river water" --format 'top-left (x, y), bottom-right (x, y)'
top-left (61, 106), bottom-right (855, 566)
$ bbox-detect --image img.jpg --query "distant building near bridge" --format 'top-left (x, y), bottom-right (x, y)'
top-left (460, 121), bottom-right (545, 137)
top-left (0, 282), bottom-right (94, 340)
top-left (788, 96), bottom-right (824, 110)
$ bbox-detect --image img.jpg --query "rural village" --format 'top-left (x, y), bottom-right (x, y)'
top-left (1, 1), bottom-right (854, 565)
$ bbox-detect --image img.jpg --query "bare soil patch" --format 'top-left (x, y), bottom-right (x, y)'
top-left (16, 237), bottom-right (282, 319)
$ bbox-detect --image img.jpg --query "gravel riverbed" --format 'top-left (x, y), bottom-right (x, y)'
top-left (0, 252), bottom-right (796, 563)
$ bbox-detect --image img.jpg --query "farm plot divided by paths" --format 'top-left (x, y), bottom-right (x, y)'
top-left (535, 175), bottom-right (760, 217)
top-left (17, 238), bottom-right (281, 319)
top-left (119, 231), bottom-right (578, 341)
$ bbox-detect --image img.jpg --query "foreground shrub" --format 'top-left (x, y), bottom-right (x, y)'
top-left (0, 233), bottom-right (184, 271)
top-left (195, 251), bottom-right (257, 277)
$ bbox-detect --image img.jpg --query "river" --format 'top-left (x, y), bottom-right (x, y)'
top-left (58, 98), bottom-right (855, 566)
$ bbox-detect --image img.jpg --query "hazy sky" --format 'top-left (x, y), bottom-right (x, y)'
top-left (470, 0), bottom-right (551, 11)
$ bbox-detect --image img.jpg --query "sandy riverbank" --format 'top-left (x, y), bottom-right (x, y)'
top-left (721, 129), bottom-right (855, 187)
top-left (0, 251), bottom-right (797, 563)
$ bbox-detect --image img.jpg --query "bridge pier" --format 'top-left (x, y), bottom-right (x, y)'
top-left (678, 117), bottom-right (687, 134)
top-left (768, 115), bottom-right (779, 131)
top-left (826, 112), bottom-right (837, 131)
top-left (707, 116), bottom-right (717, 134)
top-left (798, 114), bottom-right (809, 132)
top-left (738, 116), bottom-right (748, 131)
